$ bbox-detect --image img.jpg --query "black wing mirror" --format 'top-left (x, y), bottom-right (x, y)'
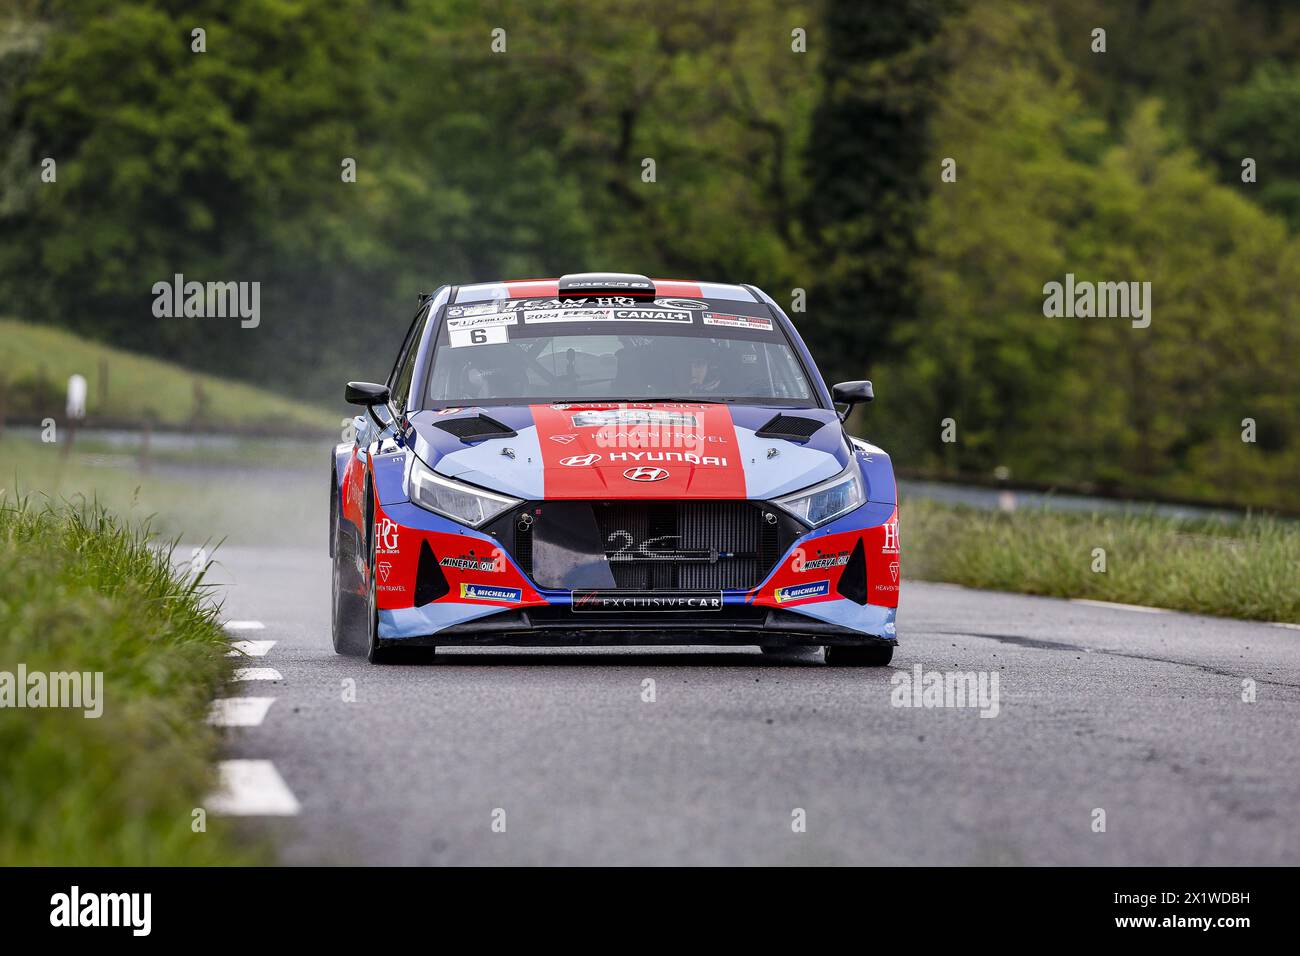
top-left (831, 380), bottom-right (873, 422)
top-left (345, 381), bottom-right (392, 430)
top-left (345, 381), bottom-right (390, 406)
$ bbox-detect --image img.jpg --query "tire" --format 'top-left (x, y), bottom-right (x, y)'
top-left (825, 643), bottom-right (895, 667)
top-left (330, 507), bottom-right (368, 656)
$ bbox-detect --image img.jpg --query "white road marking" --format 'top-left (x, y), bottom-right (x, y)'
top-left (1270, 622), bottom-right (1300, 630)
top-left (1070, 599), bottom-right (1171, 614)
top-left (226, 640), bottom-right (276, 657)
top-left (206, 760), bottom-right (301, 816)
top-left (223, 620), bottom-right (265, 631)
top-left (208, 697), bottom-right (276, 727)
top-left (233, 667), bottom-right (282, 682)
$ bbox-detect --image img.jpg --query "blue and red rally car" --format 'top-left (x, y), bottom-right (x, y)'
top-left (331, 274), bottom-right (899, 664)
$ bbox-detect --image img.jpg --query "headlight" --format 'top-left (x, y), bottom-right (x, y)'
top-left (407, 456), bottom-right (520, 527)
top-left (773, 461), bottom-right (865, 527)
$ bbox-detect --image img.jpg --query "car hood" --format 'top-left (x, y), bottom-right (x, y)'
top-left (406, 402), bottom-right (862, 501)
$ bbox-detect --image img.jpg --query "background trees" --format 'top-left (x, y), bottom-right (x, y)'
top-left (1, 0), bottom-right (1297, 509)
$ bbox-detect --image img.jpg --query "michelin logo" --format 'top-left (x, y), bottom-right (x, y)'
top-left (459, 583), bottom-right (522, 603)
top-left (774, 580), bottom-right (830, 603)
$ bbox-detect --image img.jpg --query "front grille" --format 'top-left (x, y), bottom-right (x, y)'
top-left (511, 500), bottom-right (786, 591)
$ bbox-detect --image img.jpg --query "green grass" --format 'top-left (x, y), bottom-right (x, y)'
top-left (0, 496), bottom-right (263, 864)
top-left (0, 317), bottom-right (336, 434)
top-left (0, 434), bottom-right (323, 547)
top-left (904, 499), bottom-right (1300, 624)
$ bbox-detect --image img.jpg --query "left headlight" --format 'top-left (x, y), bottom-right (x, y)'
top-left (408, 456), bottom-right (520, 527)
top-left (773, 460), bottom-right (865, 527)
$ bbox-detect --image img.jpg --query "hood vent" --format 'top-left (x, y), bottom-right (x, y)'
top-left (755, 414), bottom-right (827, 443)
top-left (431, 414), bottom-right (517, 443)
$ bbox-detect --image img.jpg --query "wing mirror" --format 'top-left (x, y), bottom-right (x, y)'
top-left (831, 380), bottom-right (873, 422)
top-left (345, 381), bottom-right (393, 430)
top-left (345, 382), bottom-right (390, 406)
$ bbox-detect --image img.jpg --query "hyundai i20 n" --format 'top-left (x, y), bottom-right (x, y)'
top-left (331, 273), bottom-right (900, 665)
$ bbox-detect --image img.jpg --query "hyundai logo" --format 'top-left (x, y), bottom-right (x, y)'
top-left (623, 466), bottom-right (669, 482)
top-left (560, 454), bottom-right (601, 466)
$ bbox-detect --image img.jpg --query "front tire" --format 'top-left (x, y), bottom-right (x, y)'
top-left (331, 507), bottom-right (369, 656)
top-left (825, 643), bottom-right (895, 667)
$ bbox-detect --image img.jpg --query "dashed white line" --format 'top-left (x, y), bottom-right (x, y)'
top-left (233, 667), bottom-right (282, 682)
top-left (205, 759), bottom-right (301, 816)
top-left (226, 639), bottom-right (276, 658)
top-left (208, 697), bottom-right (276, 727)
top-left (1070, 599), bottom-right (1171, 614)
top-left (222, 620), bottom-right (265, 632)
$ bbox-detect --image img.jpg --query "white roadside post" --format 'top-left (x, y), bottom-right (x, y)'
top-left (64, 373), bottom-right (87, 455)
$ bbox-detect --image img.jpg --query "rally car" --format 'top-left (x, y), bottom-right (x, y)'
top-left (331, 273), bottom-right (900, 665)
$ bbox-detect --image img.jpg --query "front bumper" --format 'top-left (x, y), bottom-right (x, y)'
top-left (379, 590), bottom-right (898, 646)
top-left (370, 496), bottom-right (900, 645)
top-left (383, 604), bottom-right (897, 648)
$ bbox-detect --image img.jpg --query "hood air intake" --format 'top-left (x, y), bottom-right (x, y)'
top-left (755, 414), bottom-right (827, 443)
top-left (432, 414), bottom-right (517, 443)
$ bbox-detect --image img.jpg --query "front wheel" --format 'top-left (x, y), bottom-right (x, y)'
top-left (825, 643), bottom-right (895, 667)
top-left (331, 514), bottom-right (369, 656)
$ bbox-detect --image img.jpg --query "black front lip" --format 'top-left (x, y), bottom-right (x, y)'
top-left (389, 606), bottom-right (896, 648)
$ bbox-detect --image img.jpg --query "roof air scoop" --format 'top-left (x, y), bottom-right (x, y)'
top-left (558, 272), bottom-right (656, 301)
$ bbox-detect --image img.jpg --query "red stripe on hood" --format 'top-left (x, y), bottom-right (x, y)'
top-left (531, 402), bottom-right (746, 499)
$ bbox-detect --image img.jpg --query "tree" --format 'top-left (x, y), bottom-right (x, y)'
top-left (801, 0), bottom-right (955, 381)
top-left (1208, 62), bottom-right (1300, 229)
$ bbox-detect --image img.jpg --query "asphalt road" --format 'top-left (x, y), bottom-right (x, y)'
top-left (209, 545), bottom-right (1300, 865)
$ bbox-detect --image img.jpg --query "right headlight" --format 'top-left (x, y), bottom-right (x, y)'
top-left (773, 461), bottom-right (865, 527)
top-left (407, 456), bottom-right (520, 527)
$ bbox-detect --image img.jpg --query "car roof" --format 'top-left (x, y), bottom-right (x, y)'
top-left (451, 278), bottom-right (760, 304)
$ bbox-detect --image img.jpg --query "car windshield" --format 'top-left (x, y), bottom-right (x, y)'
top-left (425, 298), bottom-right (815, 405)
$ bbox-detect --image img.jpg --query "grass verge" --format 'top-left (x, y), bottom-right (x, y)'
top-left (1, 434), bottom-right (323, 547)
top-left (0, 496), bottom-right (261, 864)
top-left (904, 499), bottom-right (1299, 624)
top-left (0, 316), bottom-right (336, 434)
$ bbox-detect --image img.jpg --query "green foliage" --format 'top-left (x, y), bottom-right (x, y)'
top-left (802, 0), bottom-right (955, 374)
top-left (0, 0), bottom-right (819, 399)
top-left (873, 2), bottom-right (1300, 511)
top-left (0, 496), bottom-right (261, 864)
top-left (1207, 62), bottom-right (1300, 228)
top-left (1, 0), bottom-right (1298, 509)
